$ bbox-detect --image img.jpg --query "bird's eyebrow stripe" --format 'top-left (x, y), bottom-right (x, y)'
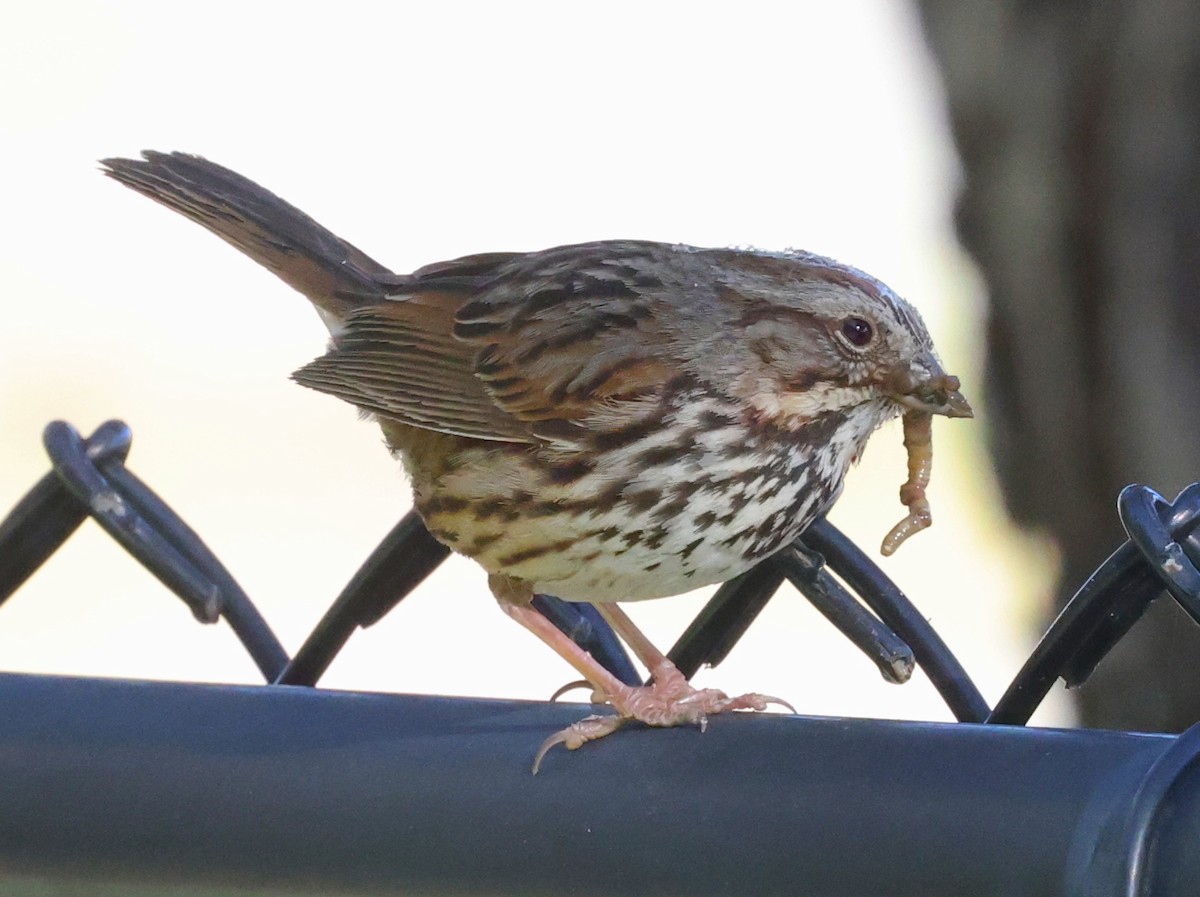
top-left (728, 300), bottom-right (819, 329)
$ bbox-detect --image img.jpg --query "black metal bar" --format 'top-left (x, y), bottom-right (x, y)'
top-left (0, 420), bottom-right (288, 681)
top-left (43, 422), bottom-right (222, 623)
top-left (668, 561), bottom-right (785, 678)
top-left (279, 510), bottom-right (639, 687)
top-left (530, 596), bottom-right (641, 686)
top-left (277, 511), bottom-right (449, 685)
top-left (0, 474), bottom-right (84, 607)
top-left (1179, 483), bottom-right (1200, 564)
top-left (987, 542), bottom-right (1155, 725)
top-left (990, 484), bottom-right (1200, 725)
top-left (1091, 719), bottom-right (1200, 895)
top-left (0, 671), bottom-right (1191, 897)
top-left (1118, 484), bottom-right (1200, 624)
top-left (98, 462), bottom-right (288, 681)
top-left (799, 518), bottom-right (992, 723)
top-left (0, 421), bottom-right (131, 606)
top-left (668, 532), bottom-right (916, 685)
top-left (773, 543), bottom-right (915, 684)
top-left (37, 421), bottom-right (289, 682)
top-left (1056, 549), bottom-right (1164, 690)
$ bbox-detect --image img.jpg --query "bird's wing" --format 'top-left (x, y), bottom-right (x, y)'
top-left (292, 290), bottom-right (535, 443)
top-left (454, 241), bottom-right (680, 445)
top-left (295, 242), bottom-right (682, 447)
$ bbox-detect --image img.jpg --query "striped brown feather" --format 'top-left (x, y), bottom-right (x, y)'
top-left (101, 152), bottom-right (391, 318)
top-left (296, 243), bottom-right (685, 446)
top-left (292, 295), bottom-right (533, 443)
top-left (453, 242), bottom-right (676, 434)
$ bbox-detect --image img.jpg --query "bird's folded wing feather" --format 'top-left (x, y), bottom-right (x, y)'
top-left (292, 291), bottom-right (535, 443)
top-left (295, 243), bottom-right (680, 446)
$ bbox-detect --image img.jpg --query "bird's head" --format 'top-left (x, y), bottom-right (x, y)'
top-left (698, 248), bottom-right (972, 431)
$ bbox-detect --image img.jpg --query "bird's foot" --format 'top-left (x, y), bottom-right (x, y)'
top-left (609, 660), bottom-right (795, 728)
top-left (532, 661), bottom-right (794, 772)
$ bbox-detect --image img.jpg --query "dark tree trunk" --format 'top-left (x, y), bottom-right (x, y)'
top-left (917, 0), bottom-right (1200, 731)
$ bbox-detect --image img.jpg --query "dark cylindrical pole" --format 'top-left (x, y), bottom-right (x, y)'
top-left (0, 672), bottom-right (1194, 896)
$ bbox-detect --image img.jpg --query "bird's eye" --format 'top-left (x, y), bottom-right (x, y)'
top-left (840, 317), bottom-right (875, 348)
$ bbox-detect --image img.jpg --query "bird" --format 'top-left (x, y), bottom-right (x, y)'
top-left (101, 151), bottom-right (972, 769)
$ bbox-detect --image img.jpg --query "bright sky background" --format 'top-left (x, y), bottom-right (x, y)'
top-left (0, 1), bottom-right (1068, 725)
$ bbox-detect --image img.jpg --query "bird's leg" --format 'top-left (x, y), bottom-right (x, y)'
top-left (491, 575), bottom-right (636, 771)
top-left (491, 575), bottom-right (793, 771)
top-left (499, 602), bottom-right (633, 704)
top-left (594, 603), bottom-right (795, 725)
top-left (593, 603), bottom-right (673, 672)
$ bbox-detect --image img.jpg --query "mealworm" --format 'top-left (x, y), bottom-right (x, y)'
top-left (880, 410), bottom-right (934, 556)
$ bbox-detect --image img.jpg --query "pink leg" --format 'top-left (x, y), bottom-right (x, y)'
top-left (498, 602), bottom-right (633, 773)
top-left (492, 576), bottom-right (793, 772)
top-left (594, 602), bottom-right (795, 723)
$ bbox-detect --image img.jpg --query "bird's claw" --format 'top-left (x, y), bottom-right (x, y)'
top-left (532, 689), bottom-right (794, 773)
top-left (613, 678), bottom-right (795, 727)
top-left (534, 655), bottom-right (795, 772)
top-left (671, 689), bottom-right (796, 719)
top-left (532, 714), bottom-right (628, 774)
top-left (708, 691), bottom-right (796, 715)
top-left (548, 679), bottom-right (606, 703)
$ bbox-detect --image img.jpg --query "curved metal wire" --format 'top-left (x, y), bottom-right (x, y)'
top-left (989, 484), bottom-right (1200, 725)
top-left (1, 421), bottom-right (287, 681)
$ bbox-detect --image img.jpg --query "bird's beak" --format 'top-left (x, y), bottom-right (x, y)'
top-left (888, 367), bottom-right (974, 419)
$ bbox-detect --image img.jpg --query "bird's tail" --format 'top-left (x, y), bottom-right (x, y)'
top-left (101, 151), bottom-right (395, 321)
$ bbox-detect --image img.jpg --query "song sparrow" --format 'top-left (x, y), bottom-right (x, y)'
top-left (102, 152), bottom-right (971, 769)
